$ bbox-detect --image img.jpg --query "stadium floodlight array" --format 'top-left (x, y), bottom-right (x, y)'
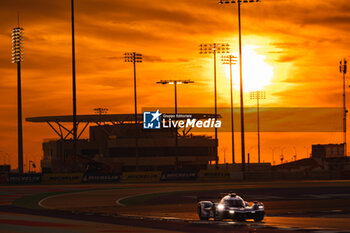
top-left (124, 52), bottom-right (142, 63)
top-left (219, 0), bottom-right (260, 4)
top-left (249, 90), bottom-right (266, 100)
top-left (340, 59), bottom-right (347, 74)
top-left (12, 27), bottom-right (24, 63)
top-left (156, 80), bottom-right (194, 85)
top-left (93, 108), bottom-right (109, 115)
top-left (199, 43), bottom-right (230, 54)
top-left (221, 55), bottom-right (238, 65)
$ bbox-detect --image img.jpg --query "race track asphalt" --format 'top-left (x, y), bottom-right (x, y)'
top-left (36, 180), bottom-right (350, 232)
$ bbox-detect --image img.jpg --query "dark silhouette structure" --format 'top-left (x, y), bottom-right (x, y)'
top-left (71, 0), bottom-right (78, 158)
top-left (222, 55), bottom-right (237, 164)
top-left (219, 0), bottom-right (261, 176)
top-left (12, 27), bottom-right (24, 173)
top-left (199, 43), bottom-right (230, 167)
top-left (26, 113), bottom-right (218, 173)
top-left (124, 52), bottom-right (142, 170)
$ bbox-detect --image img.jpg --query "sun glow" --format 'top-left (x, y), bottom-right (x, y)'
top-left (225, 45), bottom-right (274, 92)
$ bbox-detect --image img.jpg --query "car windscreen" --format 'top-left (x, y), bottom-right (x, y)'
top-left (225, 199), bottom-right (244, 208)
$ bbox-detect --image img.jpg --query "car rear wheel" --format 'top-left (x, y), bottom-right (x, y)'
top-left (198, 206), bottom-right (209, 221)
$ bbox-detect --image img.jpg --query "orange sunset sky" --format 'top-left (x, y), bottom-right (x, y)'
top-left (0, 0), bottom-right (350, 171)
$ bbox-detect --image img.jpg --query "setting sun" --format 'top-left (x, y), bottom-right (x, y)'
top-left (226, 45), bottom-right (274, 92)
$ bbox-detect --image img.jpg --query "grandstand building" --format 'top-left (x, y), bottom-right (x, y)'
top-left (26, 114), bottom-right (218, 173)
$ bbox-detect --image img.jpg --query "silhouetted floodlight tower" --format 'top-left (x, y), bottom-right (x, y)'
top-left (250, 90), bottom-right (265, 163)
top-left (279, 146), bottom-right (285, 164)
top-left (71, 0), bottom-right (78, 158)
top-left (94, 108), bottom-right (109, 115)
top-left (270, 146), bottom-right (276, 165)
top-left (222, 55), bottom-right (237, 164)
top-left (293, 146), bottom-right (297, 161)
top-left (125, 52), bottom-right (142, 170)
top-left (12, 26), bottom-right (24, 173)
top-left (340, 59), bottom-right (347, 156)
top-left (28, 160), bottom-right (36, 173)
top-left (304, 145), bottom-right (311, 158)
top-left (156, 79), bottom-right (194, 169)
top-left (219, 0), bottom-right (261, 175)
top-left (199, 43), bottom-right (230, 166)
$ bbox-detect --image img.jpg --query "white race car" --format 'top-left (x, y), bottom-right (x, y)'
top-left (197, 192), bottom-right (265, 221)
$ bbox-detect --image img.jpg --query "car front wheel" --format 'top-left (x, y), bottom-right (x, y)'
top-left (254, 213), bottom-right (264, 222)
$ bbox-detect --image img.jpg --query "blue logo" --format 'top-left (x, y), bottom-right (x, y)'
top-left (143, 110), bottom-right (162, 129)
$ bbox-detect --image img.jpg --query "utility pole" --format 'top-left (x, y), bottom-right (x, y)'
top-left (340, 59), bottom-right (347, 156)
top-left (12, 26), bottom-right (24, 173)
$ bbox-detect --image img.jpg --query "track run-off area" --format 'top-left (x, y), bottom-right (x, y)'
top-left (1, 180), bottom-right (350, 233)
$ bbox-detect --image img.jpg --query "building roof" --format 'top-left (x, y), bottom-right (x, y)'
top-left (26, 113), bottom-right (219, 123)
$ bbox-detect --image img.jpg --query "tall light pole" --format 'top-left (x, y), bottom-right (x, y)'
top-left (156, 80), bottom-right (194, 169)
top-left (12, 26), bottom-right (24, 173)
top-left (199, 43), bottom-right (230, 167)
top-left (219, 0), bottom-right (261, 175)
top-left (340, 59), bottom-right (347, 156)
top-left (270, 147), bottom-right (276, 165)
top-left (71, 0), bottom-right (77, 157)
top-left (221, 55), bottom-right (237, 164)
top-left (125, 52), bottom-right (142, 170)
top-left (28, 160), bottom-right (36, 173)
top-left (250, 90), bottom-right (265, 163)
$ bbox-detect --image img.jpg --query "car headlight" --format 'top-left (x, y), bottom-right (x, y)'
top-left (258, 205), bottom-right (264, 209)
top-left (217, 204), bottom-right (225, 211)
top-left (229, 210), bottom-right (235, 214)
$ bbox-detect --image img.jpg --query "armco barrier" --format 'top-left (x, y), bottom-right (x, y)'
top-left (42, 173), bottom-right (83, 184)
top-left (121, 171), bottom-right (162, 183)
top-left (7, 173), bottom-right (42, 184)
top-left (161, 171), bottom-right (198, 181)
top-left (82, 174), bottom-right (120, 183)
top-left (198, 169), bottom-right (243, 181)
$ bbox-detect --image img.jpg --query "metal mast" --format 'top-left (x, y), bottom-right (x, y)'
top-left (219, 0), bottom-right (261, 176)
top-left (340, 59), bottom-right (347, 156)
top-left (250, 90), bottom-right (265, 163)
top-left (156, 80), bottom-right (194, 169)
top-left (125, 52), bottom-right (142, 170)
top-left (71, 0), bottom-right (77, 157)
top-left (222, 55), bottom-right (237, 164)
top-left (199, 43), bottom-right (230, 166)
top-left (12, 26), bottom-right (24, 173)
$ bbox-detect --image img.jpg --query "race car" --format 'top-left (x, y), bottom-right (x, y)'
top-left (197, 192), bottom-right (265, 221)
